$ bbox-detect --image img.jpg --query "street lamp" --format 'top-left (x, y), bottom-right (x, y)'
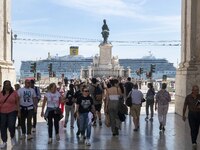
top-left (11, 30), bottom-right (17, 62)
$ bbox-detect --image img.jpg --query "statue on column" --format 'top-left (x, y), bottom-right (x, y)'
top-left (101, 19), bottom-right (109, 43)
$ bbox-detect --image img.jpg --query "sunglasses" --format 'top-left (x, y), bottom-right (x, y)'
top-left (84, 90), bottom-right (89, 92)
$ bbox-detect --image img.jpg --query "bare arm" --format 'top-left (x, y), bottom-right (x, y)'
top-left (182, 98), bottom-right (187, 121)
top-left (41, 96), bottom-right (47, 117)
top-left (16, 95), bottom-right (20, 117)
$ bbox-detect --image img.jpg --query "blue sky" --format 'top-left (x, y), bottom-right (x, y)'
top-left (12, 0), bottom-right (181, 73)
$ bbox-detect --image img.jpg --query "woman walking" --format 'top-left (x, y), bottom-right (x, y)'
top-left (0, 80), bottom-right (20, 148)
top-left (105, 79), bottom-right (122, 136)
top-left (75, 86), bottom-right (95, 146)
top-left (155, 83), bottom-right (171, 131)
top-left (145, 83), bottom-right (155, 121)
top-left (41, 83), bottom-right (62, 144)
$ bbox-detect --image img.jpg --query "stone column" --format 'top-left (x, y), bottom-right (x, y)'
top-left (175, 0), bottom-right (200, 115)
top-left (0, 0), bottom-right (16, 85)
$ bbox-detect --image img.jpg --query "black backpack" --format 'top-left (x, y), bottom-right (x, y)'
top-left (93, 84), bottom-right (103, 101)
top-left (66, 90), bottom-right (74, 105)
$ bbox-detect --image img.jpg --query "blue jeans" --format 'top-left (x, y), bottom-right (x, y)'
top-left (0, 111), bottom-right (17, 142)
top-left (79, 112), bottom-right (91, 139)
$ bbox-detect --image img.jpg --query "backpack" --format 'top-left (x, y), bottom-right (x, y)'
top-left (66, 90), bottom-right (74, 105)
top-left (93, 84), bottom-right (103, 101)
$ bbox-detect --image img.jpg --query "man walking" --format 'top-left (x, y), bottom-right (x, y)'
top-left (183, 85), bottom-right (200, 150)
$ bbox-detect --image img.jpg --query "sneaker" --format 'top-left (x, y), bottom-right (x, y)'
top-left (85, 139), bottom-right (91, 146)
top-left (162, 126), bottom-right (165, 131)
top-left (92, 122), bottom-right (96, 126)
top-left (159, 124), bottom-right (162, 130)
top-left (145, 117), bottom-right (148, 121)
top-left (99, 120), bottom-right (102, 126)
top-left (56, 134), bottom-right (60, 141)
top-left (133, 128), bottom-right (138, 132)
top-left (32, 127), bottom-right (36, 132)
top-left (11, 137), bottom-right (16, 146)
top-left (115, 127), bottom-right (119, 135)
top-left (27, 134), bottom-right (33, 140)
top-left (192, 143), bottom-right (197, 150)
top-left (48, 138), bottom-right (52, 144)
top-left (0, 142), bottom-right (7, 148)
top-left (80, 135), bottom-right (84, 142)
top-left (76, 131), bottom-right (80, 137)
top-left (20, 134), bottom-right (26, 140)
top-left (63, 124), bottom-right (67, 128)
top-left (149, 118), bottom-right (153, 121)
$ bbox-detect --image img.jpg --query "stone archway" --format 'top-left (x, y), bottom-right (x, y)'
top-left (0, 0), bottom-right (200, 115)
top-left (0, 0), bottom-right (16, 86)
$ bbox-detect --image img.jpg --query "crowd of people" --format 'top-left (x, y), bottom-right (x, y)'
top-left (0, 77), bottom-right (199, 149)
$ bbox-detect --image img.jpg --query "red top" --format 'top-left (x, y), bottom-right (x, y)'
top-left (0, 91), bottom-right (19, 113)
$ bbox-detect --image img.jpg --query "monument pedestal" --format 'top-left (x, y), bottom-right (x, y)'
top-left (99, 43), bottom-right (112, 69)
top-left (80, 42), bottom-right (130, 78)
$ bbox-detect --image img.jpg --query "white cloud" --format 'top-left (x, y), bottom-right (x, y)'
top-left (50, 0), bottom-right (180, 28)
top-left (51, 0), bottom-right (146, 19)
top-left (13, 18), bottom-right (49, 26)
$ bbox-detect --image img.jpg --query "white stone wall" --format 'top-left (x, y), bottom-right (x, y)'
top-left (0, 0), bottom-right (16, 86)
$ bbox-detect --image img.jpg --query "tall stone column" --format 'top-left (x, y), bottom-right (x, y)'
top-left (0, 0), bottom-right (16, 86)
top-left (175, 0), bottom-right (200, 115)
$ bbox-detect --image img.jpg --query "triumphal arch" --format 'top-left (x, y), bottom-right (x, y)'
top-left (0, 0), bottom-right (200, 116)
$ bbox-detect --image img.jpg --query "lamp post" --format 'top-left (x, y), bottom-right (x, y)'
top-left (11, 30), bottom-right (17, 62)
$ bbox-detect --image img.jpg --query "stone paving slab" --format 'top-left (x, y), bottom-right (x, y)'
top-left (0, 104), bottom-right (198, 150)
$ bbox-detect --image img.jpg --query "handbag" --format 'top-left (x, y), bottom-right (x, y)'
top-left (142, 98), bottom-right (146, 103)
top-left (118, 102), bottom-right (128, 115)
top-left (126, 96), bottom-right (132, 107)
top-left (118, 112), bottom-right (126, 122)
top-left (54, 107), bottom-right (64, 121)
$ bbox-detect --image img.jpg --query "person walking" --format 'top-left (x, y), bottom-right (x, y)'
top-left (18, 79), bottom-right (37, 140)
top-left (145, 83), bottom-right (155, 121)
top-left (57, 82), bottom-right (65, 114)
top-left (124, 77), bottom-right (133, 99)
top-left (41, 83), bottom-right (63, 144)
top-left (129, 83), bottom-right (143, 131)
top-left (89, 78), bottom-right (103, 127)
top-left (75, 86), bottom-right (95, 146)
top-left (155, 83), bottom-right (171, 131)
top-left (14, 83), bottom-right (21, 129)
top-left (63, 84), bottom-right (75, 128)
top-left (105, 79), bottom-right (122, 136)
top-left (0, 80), bottom-right (20, 148)
top-left (30, 79), bottom-right (41, 132)
top-left (182, 85), bottom-right (200, 150)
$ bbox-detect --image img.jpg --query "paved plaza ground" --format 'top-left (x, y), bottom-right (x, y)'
top-left (0, 103), bottom-right (199, 150)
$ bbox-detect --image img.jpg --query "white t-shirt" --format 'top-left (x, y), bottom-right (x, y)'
top-left (18, 87), bottom-right (36, 107)
top-left (45, 91), bottom-right (61, 108)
